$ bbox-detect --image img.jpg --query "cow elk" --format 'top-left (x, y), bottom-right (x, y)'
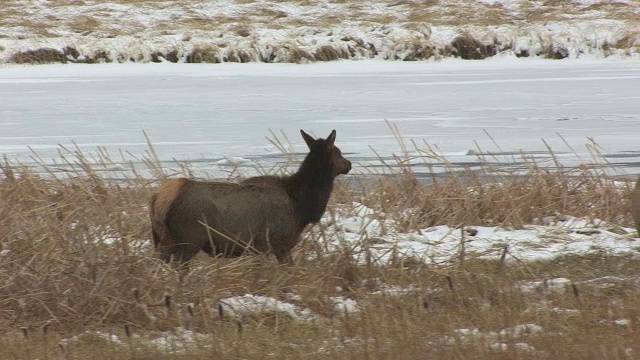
top-left (148, 129), bottom-right (351, 268)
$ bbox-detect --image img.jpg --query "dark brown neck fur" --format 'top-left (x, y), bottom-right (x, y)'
top-left (282, 152), bottom-right (335, 227)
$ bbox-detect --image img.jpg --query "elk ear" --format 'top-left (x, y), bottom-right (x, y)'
top-left (326, 130), bottom-right (337, 148)
top-left (300, 130), bottom-right (315, 149)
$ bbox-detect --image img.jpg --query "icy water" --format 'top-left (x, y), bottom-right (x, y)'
top-left (1, 59), bottom-right (640, 180)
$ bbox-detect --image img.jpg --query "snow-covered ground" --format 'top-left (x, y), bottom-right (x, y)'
top-left (1, 59), bottom-right (639, 179)
top-left (89, 200), bottom-right (639, 332)
top-left (1, 0), bottom-right (639, 64)
top-left (314, 202), bottom-right (639, 265)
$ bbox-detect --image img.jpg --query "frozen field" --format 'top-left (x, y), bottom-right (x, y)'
top-left (1, 58), bottom-right (640, 179)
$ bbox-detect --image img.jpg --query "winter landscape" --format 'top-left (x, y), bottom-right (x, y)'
top-left (1, 0), bottom-right (640, 359)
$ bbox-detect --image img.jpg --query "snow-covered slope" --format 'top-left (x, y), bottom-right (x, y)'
top-left (1, 0), bottom-right (638, 64)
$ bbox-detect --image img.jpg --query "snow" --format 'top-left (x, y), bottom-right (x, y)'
top-left (61, 331), bottom-right (123, 346)
top-left (499, 323), bottom-right (543, 337)
top-left (1, 0), bottom-right (637, 66)
top-left (614, 319), bottom-right (630, 326)
top-left (490, 342), bottom-right (537, 352)
top-left (446, 323), bottom-right (542, 351)
top-left (313, 202), bottom-right (639, 265)
top-left (369, 284), bottom-right (418, 296)
top-left (455, 327), bottom-right (484, 338)
top-left (489, 342), bottom-right (509, 351)
top-left (218, 294), bottom-right (318, 322)
top-left (518, 277), bottom-right (573, 294)
top-left (331, 296), bottom-right (360, 315)
top-left (215, 294), bottom-right (358, 322)
top-left (148, 328), bottom-right (210, 353)
top-left (214, 156), bottom-right (252, 166)
top-left (599, 318), bottom-right (631, 326)
top-left (60, 328), bottom-right (211, 354)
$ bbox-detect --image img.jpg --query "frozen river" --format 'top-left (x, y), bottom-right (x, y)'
top-left (1, 59), bottom-right (640, 180)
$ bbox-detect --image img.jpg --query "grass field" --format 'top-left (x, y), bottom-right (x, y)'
top-left (1, 131), bottom-right (639, 359)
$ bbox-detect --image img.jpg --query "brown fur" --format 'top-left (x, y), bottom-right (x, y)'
top-left (149, 178), bottom-right (188, 259)
top-left (149, 130), bottom-right (351, 267)
top-left (631, 177), bottom-right (640, 236)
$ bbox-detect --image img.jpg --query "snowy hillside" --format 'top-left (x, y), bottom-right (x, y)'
top-left (1, 0), bottom-right (638, 64)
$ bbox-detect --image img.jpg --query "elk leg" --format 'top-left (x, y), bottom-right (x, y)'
top-left (172, 243), bottom-right (200, 267)
top-left (275, 250), bottom-right (294, 265)
top-left (202, 238), bottom-right (216, 257)
top-left (154, 244), bottom-right (174, 263)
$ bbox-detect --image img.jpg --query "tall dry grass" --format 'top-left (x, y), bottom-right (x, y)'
top-left (0, 130), bottom-right (638, 359)
top-left (348, 123), bottom-right (633, 233)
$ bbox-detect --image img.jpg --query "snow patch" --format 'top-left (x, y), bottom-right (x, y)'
top-left (62, 331), bottom-right (123, 346)
top-left (370, 284), bottom-right (419, 296)
top-left (314, 206), bottom-right (640, 266)
top-left (218, 294), bottom-right (317, 322)
top-left (215, 156), bottom-right (251, 166)
top-left (518, 277), bottom-right (573, 294)
top-left (599, 318), bottom-right (630, 326)
top-left (500, 324), bottom-right (543, 337)
top-left (148, 328), bottom-right (210, 353)
top-left (331, 296), bottom-right (359, 315)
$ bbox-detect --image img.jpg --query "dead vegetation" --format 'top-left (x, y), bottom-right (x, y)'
top-left (449, 34), bottom-right (498, 60)
top-left (0, 127), bottom-right (638, 358)
top-left (8, 48), bottom-right (69, 64)
top-left (1, 0), bottom-right (639, 64)
top-left (348, 124), bottom-right (632, 232)
top-left (8, 46), bottom-right (113, 64)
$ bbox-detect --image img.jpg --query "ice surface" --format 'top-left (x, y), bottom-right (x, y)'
top-left (1, 60), bottom-right (640, 179)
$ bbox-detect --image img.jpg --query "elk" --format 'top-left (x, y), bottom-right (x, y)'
top-left (149, 129), bottom-right (351, 267)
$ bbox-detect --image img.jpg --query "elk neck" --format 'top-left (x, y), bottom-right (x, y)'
top-left (283, 153), bottom-right (335, 226)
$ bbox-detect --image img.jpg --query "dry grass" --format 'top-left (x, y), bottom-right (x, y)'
top-left (8, 46), bottom-right (113, 64)
top-left (0, 130), bottom-right (638, 359)
top-left (3, 0), bottom-right (637, 35)
top-left (347, 123), bottom-right (632, 232)
top-left (448, 33), bottom-right (498, 60)
top-left (2, 0), bottom-right (638, 64)
top-left (67, 15), bottom-right (102, 33)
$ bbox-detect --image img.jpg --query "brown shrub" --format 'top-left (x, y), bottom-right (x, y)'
top-left (79, 50), bottom-right (111, 64)
top-left (9, 48), bottom-right (68, 64)
top-left (151, 50), bottom-right (180, 63)
top-left (226, 48), bottom-right (254, 62)
top-left (313, 45), bottom-right (350, 62)
top-left (450, 34), bottom-right (498, 60)
top-left (186, 45), bottom-right (222, 63)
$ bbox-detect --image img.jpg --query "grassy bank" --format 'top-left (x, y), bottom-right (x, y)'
top-left (1, 0), bottom-right (639, 64)
top-left (0, 133), bottom-right (638, 359)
